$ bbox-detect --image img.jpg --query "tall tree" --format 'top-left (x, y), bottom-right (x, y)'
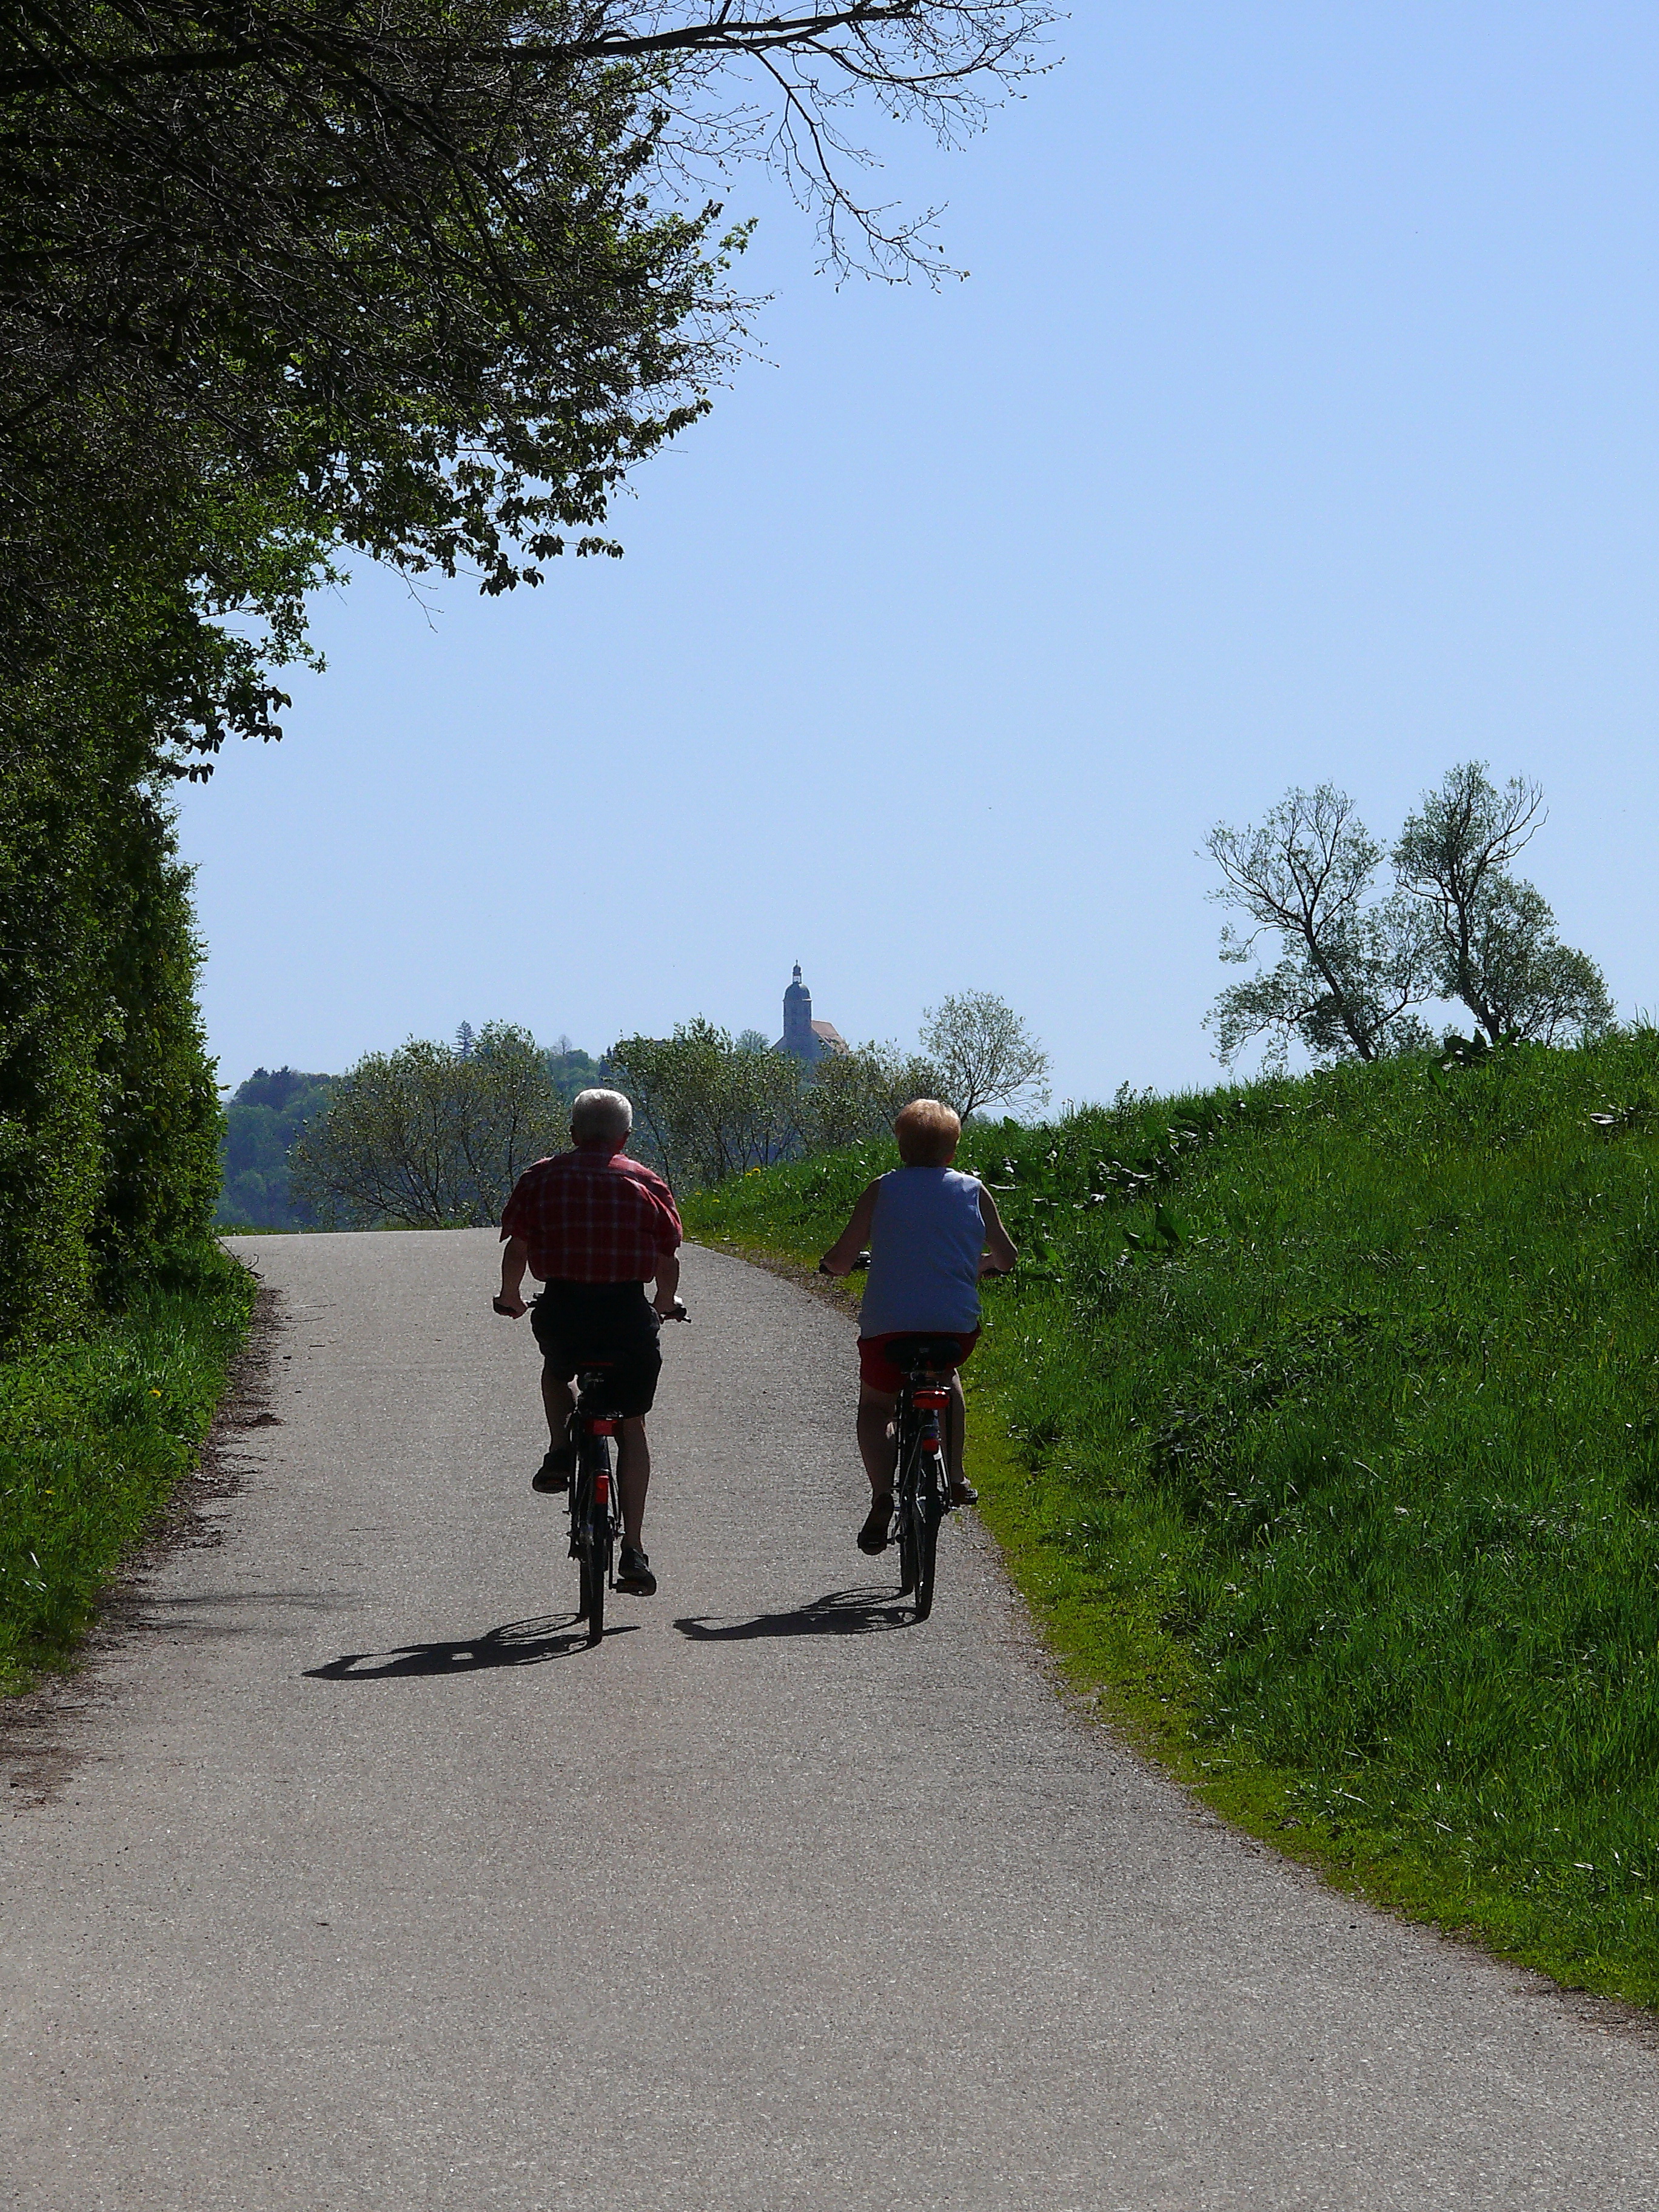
top-left (919, 991), bottom-right (1049, 1121)
top-left (1392, 763), bottom-right (1613, 1047)
top-left (608, 1019), bottom-right (805, 1185)
top-left (1204, 785), bottom-right (1438, 1069)
top-left (290, 1023), bottom-right (565, 1227)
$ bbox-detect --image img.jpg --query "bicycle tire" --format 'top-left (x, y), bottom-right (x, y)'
top-left (574, 1435), bottom-right (609, 1644)
top-left (580, 1542), bottom-right (606, 1644)
top-left (911, 1447), bottom-right (947, 1621)
top-left (894, 1413), bottom-right (921, 1597)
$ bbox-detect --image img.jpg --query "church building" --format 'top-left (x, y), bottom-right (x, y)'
top-left (776, 965), bottom-right (848, 1065)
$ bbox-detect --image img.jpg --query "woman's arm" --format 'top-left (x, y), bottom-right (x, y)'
top-left (820, 1181), bottom-right (880, 1275)
top-left (977, 1187), bottom-right (1019, 1276)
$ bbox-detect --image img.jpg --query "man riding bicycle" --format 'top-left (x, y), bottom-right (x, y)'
top-left (819, 1098), bottom-right (1017, 1557)
top-left (493, 1088), bottom-right (682, 1597)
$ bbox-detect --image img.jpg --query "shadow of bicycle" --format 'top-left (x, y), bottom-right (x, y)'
top-left (304, 1614), bottom-right (638, 1679)
top-left (674, 1585), bottom-right (911, 1643)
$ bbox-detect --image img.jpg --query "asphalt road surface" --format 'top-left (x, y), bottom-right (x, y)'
top-left (4, 1230), bottom-right (1658, 2210)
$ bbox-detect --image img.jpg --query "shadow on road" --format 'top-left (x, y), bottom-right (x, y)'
top-left (304, 1614), bottom-right (638, 1678)
top-left (674, 1586), bottom-right (910, 1641)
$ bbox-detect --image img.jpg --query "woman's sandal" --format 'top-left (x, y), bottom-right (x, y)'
top-left (857, 1495), bottom-right (894, 1554)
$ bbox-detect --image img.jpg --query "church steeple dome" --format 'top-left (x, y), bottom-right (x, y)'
top-left (782, 963), bottom-right (814, 1057)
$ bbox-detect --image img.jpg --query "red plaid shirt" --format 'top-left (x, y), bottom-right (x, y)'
top-left (500, 1147), bottom-right (682, 1284)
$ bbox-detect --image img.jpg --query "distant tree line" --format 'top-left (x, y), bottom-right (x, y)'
top-left (611, 993), bottom-right (1049, 1190)
top-left (220, 1028), bottom-right (602, 1230)
top-left (1206, 763), bottom-right (1613, 1070)
top-left (218, 1068), bottom-right (338, 1230)
top-left (284, 993), bottom-right (1049, 1227)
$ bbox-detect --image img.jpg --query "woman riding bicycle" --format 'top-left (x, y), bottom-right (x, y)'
top-left (819, 1099), bottom-right (1017, 1557)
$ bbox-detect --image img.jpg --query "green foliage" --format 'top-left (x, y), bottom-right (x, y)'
top-left (920, 990), bottom-right (1050, 1119)
top-left (1207, 783), bottom-right (1438, 1067)
top-left (547, 1041), bottom-right (603, 1107)
top-left (4, 6), bottom-right (742, 714)
top-left (687, 1033), bottom-right (1659, 2003)
top-left (217, 1069), bottom-right (338, 1230)
top-left (611, 1018), bottom-right (807, 1185)
top-left (1394, 764), bottom-right (1615, 1046)
top-left (0, 657), bottom-right (223, 1346)
top-left (0, 1240), bottom-right (255, 1692)
top-left (609, 1018), bottom-right (944, 1188)
top-left (290, 1022), bottom-right (566, 1227)
top-left (92, 815), bottom-right (223, 1293)
top-left (1208, 766), bottom-right (1611, 1069)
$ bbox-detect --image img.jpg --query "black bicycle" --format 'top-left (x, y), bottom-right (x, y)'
top-left (567, 1362), bottom-right (623, 1645)
top-left (566, 1303), bottom-right (687, 1646)
top-left (882, 1334), bottom-right (969, 1622)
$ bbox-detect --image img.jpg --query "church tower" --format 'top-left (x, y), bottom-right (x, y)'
top-left (782, 963), bottom-right (816, 1061)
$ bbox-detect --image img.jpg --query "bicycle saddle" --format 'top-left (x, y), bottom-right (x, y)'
top-left (881, 1335), bottom-right (967, 1375)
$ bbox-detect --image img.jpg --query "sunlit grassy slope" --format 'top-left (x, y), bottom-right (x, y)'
top-left (684, 1034), bottom-right (1659, 2005)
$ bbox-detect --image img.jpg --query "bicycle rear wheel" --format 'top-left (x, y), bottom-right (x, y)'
top-left (894, 1416), bottom-right (921, 1597)
top-left (911, 1445), bottom-right (948, 1621)
top-left (575, 1439), bottom-right (611, 1645)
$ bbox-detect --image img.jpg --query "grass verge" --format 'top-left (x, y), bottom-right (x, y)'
top-left (0, 1240), bottom-right (256, 1694)
top-left (683, 1033), bottom-right (1659, 2008)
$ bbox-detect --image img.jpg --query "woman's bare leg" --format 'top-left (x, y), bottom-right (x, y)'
top-left (857, 1386), bottom-right (899, 1494)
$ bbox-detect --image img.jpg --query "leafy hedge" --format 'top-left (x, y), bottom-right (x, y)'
top-left (1, 647), bottom-right (221, 1346)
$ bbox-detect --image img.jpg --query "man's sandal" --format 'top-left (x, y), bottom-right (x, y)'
top-left (531, 1446), bottom-right (574, 1494)
top-left (857, 1496), bottom-right (893, 1555)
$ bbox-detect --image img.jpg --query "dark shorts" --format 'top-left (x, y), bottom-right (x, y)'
top-left (531, 1281), bottom-right (662, 1418)
top-left (857, 1329), bottom-right (980, 1396)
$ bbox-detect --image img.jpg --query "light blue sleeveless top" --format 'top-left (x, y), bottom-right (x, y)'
top-left (858, 1167), bottom-right (985, 1338)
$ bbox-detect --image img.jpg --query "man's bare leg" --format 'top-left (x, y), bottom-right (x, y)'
top-left (617, 1416), bottom-right (651, 1549)
top-left (541, 1366), bottom-right (574, 1445)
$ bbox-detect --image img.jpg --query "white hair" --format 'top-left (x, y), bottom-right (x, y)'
top-left (570, 1088), bottom-right (633, 1143)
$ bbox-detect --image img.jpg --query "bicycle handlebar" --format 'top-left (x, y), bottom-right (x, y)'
top-left (492, 1294), bottom-right (690, 1319)
top-left (818, 1249), bottom-right (871, 1277)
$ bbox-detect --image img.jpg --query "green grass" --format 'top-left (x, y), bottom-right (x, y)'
top-left (683, 1033), bottom-right (1659, 2008)
top-left (0, 1241), bottom-right (256, 1693)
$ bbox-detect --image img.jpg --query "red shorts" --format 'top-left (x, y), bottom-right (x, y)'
top-left (857, 1329), bottom-right (980, 1396)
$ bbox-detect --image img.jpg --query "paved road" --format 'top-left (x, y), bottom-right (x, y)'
top-left (4, 1231), bottom-right (1658, 2210)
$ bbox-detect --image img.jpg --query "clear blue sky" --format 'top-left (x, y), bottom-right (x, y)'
top-left (179, 3), bottom-right (1659, 1104)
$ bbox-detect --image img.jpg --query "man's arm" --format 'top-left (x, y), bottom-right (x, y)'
top-left (651, 1247), bottom-right (682, 1318)
top-left (978, 1188), bottom-right (1018, 1277)
top-left (495, 1233), bottom-right (531, 1316)
top-left (820, 1182), bottom-right (879, 1275)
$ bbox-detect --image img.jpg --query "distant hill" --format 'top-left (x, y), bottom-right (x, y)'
top-left (216, 1068), bottom-right (337, 1229)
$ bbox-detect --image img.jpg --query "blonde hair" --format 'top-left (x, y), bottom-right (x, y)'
top-left (894, 1098), bottom-right (961, 1167)
top-left (570, 1088), bottom-right (632, 1144)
